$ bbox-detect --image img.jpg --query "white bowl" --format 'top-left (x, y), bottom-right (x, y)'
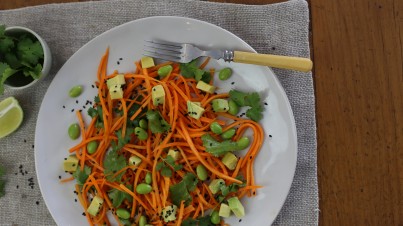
top-left (4, 26), bottom-right (52, 90)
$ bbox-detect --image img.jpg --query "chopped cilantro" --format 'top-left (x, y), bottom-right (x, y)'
top-left (0, 62), bottom-right (17, 94)
top-left (156, 156), bottom-right (183, 178)
top-left (180, 59), bottom-right (211, 83)
top-left (229, 90), bottom-right (264, 121)
top-left (169, 173), bottom-right (198, 206)
top-left (108, 186), bottom-right (133, 207)
top-left (201, 134), bottom-right (244, 157)
top-left (182, 215), bottom-right (215, 226)
top-left (16, 34), bottom-right (43, 66)
top-left (104, 149), bottom-right (127, 182)
top-left (146, 110), bottom-right (170, 134)
top-left (72, 165), bottom-right (91, 185)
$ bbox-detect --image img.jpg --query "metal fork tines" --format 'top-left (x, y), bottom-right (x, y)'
top-left (143, 40), bottom-right (223, 63)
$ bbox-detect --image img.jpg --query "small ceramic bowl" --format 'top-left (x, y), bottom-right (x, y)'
top-left (4, 26), bottom-right (52, 90)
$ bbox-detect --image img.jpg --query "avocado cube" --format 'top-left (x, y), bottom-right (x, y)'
top-left (211, 99), bottom-right (229, 112)
top-left (106, 74), bottom-right (126, 89)
top-left (109, 85), bottom-right (123, 99)
top-left (221, 152), bottom-right (238, 170)
top-left (161, 205), bottom-right (178, 222)
top-left (141, 56), bottom-right (155, 69)
top-left (167, 149), bottom-right (180, 161)
top-left (209, 179), bottom-right (225, 194)
top-left (129, 156), bottom-right (142, 166)
top-left (187, 101), bottom-right (205, 120)
top-left (63, 155), bottom-right (79, 172)
top-left (87, 196), bottom-right (104, 217)
top-left (196, 81), bottom-right (216, 94)
top-left (227, 197), bottom-right (245, 218)
top-left (152, 85), bottom-right (165, 106)
top-left (219, 203), bottom-right (231, 218)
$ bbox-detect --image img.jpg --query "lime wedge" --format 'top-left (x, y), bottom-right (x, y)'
top-left (0, 97), bottom-right (24, 139)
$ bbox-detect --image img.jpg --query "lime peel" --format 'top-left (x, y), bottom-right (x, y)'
top-left (0, 97), bottom-right (23, 139)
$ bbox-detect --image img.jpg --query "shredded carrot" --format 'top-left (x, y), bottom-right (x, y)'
top-left (64, 48), bottom-right (265, 225)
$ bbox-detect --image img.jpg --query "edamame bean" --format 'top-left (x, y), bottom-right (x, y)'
top-left (228, 100), bottom-right (239, 115)
top-left (237, 137), bottom-right (250, 149)
top-left (139, 215), bottom-right (147, 226)
top-left (218, 68), bottom-right (232, 81)
top-left (145, 172), bottom-right (152, 184)
top-left (139, 119), bottom-right (148, 130)
top-left (210, 211), bottom-right (220, 224)
top-left (86, 140), bottom-right (99, 154)
top-left (210, 122), bottom-right (223, 135)
top-left (116, 208), bottom-right (130, 219)
top-left (157, 65), bottom-right (173, 78)
top-left (68, 123), bottom-right (80, 140)
top-left (69, 85), bottom-right (83, 98)
top-left (136, 183), bottom-right (152, 194)
top-left (196, 164), bottom-right (208, 181)
top-left (221, 128), bottom-right (236, 139)
top-left (135, 127), bottom-right (148, 141)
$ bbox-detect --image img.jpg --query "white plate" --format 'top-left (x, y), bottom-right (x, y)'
top-left (35, 16), bottom-right (297, 226)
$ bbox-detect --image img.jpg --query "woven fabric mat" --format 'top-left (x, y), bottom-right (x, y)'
top-left (0, 0), bottom-right (318, 225)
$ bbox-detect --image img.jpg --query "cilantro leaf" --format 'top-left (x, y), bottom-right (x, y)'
top-left (0, 62), bottom-right (18, 94)
top-left (180, 59), bottom-right (199, 78)
top-left (181, 218), bottom-right (198, 226)
top-left (182, 173), bottom-right (198, 192)
top-left (28, 64), bottom-right (42, 79)
top-left (146, 110), bottom-right (170, 134)
top-left (73, 165), bottom-right (91, 185)
top-left (169, 180), bottom-right (192, 206)
top-left (165, 155), bottom-right (183, 171)
top-left (201, 134), bottom-right (243, 157)
top-left (16, 35), bottom-right (43, 66)
top-left (229, 90), bottom-right (264, 122)
top-left (0, 25), bottom-right (5, 36)
top-left (4, 52), bottom-right (21, 69)
top-left (0, 36), bottom-right (14, 53)
top-left (160, 166), bottom-right (172, 177)
top-left (108, 186), bottom-right (133, 207)
top-left (156, 161), bottom-right (165, 171)
top-left (104, 150), bottom-right (127, 182)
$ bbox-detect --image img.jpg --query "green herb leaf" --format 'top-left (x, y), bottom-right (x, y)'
top-left (146, 110), bottom-right (170, 134)
top-left (0, 36), bottom-right (14, 53)
top-left (156, 161), bottom-right (165, 171)
top-left (180, 59), bottom-right (199, 78)
top-left (108, 186), bottom-right (133, 207)
top-left (0, 25), bottom-right (5, 37)
top-left (4, 52), bottom-right (21, 69)
top-left (29, 63), bottom-right (42, 80)
top-left (104, 150), bottom-right (127, 182)
top-left (181, 218), bottom-right (198, 226)
top-left (164, 155), bottom-right (183, 171)
top-left (201, 134), bottom-right (243, 157)
top-left (160, 166), bottom-right (172, 177)
top-left (229, 90), bottom-right (264, 121)
top-left (0, 62), bottom-right (18, 94)
top-left (169, 180), bottom-right (192, 206)
top-left (73, 165), bottom-right (91, 185)
top-left (220, 184), bottom-right (230, 196)
top-left (197, 215), bottom-right (216, 226)
top-left (16, 35), bottom-right (43, 66)
top-left (182, 173), bottom-right (198, 192)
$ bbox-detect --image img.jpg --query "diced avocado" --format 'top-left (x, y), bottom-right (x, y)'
top-left (129, 156), bottom-right (142, 166)
top-left (141, 56), bottom-right (155, 69)
top-left (209, 179), bottom-right (225, 194)
top-left (211, 99), bottom-right (229, 112)
top-left (109, 84), bottom-right (123, 99)
top-left (187, 101), bottom-right (205, 120)
top-left (87, 196), bottom-right (104, 217)
top-left (196, 81), bottom-right (216, 94)
top-left (227, 197), bottom-right (245, 218)
top-left (161, 205), bottom-right (178, 222)
top-left (152, 85), bottom-right (165, 106)
top-left (167, 149), bottom-right (180, 161)
top-left (63, 155), bottom-right (79, 172)
top-left (106, 74), bottom-right (126, 89)
top-left (221, 152), bottom-right (238, 170)
top-left (219, 203), bottom-right (231, 218)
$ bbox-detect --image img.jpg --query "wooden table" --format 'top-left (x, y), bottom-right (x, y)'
top-left (1, 0), bottom-right (402, 225)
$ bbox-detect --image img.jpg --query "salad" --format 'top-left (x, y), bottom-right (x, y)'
top-left (62, 48), bottom-right (265, 226)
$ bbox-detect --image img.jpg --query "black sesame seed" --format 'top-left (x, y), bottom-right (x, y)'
top-left (82, 212), bottom-right (86, 216)
top-left (24, 139), bottom-right (27, 143)
top-left (36, 201), bottom-right (39, 205)
top-left (71, 109), bottom-right (74, 112)
top-left (91, 85), bottom-right (95, 88)
top-left (239, 219), bottom-right (242, 222)
top-left (79, 109), bottom-right (82, 112)
top-left (117, 61), bottom-right (120, 65)
top-left (16, 185), bottom-right (19, 189)
top-left (62, 105), bottom-right (66, 109)
top-left (75, 199), bottom-right (77, 202)
top-left (231, 82), bottom-right (235, 85)
top-left (253, 192), bottom-right (256, 195)
top-left (32, 145), bottom-right (34, 148)
top-left (76, 100), bottom-right (78, 104)
top-left (119, 58), bottom-right (123, 60)
top-left (269, 135), bottom-right (272, 138)
top-left (264, 102), bottom-right (268, 106)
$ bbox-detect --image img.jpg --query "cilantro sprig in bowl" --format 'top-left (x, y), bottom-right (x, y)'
top-left (0, 25), bottom-right (51, 94)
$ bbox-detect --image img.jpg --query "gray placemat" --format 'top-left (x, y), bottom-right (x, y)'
top-left (0, 0), bottom-right (318, 225)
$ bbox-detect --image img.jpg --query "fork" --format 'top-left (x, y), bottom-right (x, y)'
top-left (144, 40), bottom-right (313, 72)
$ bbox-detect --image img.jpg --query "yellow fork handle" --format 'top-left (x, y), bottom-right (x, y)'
top-left (233, 51), bottom-right (313, 72)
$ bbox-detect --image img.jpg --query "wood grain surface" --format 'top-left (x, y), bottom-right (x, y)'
top-left (1, 0), bottom-right (402, 225)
